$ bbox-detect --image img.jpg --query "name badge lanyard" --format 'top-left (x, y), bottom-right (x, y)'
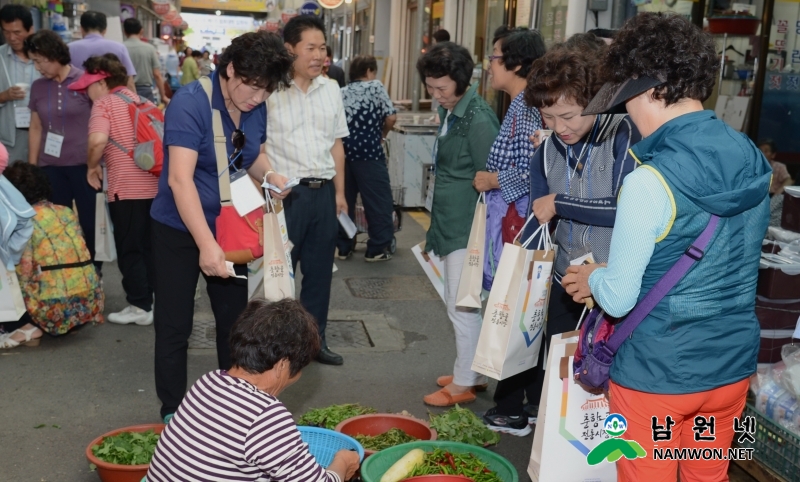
top-left (218, 117), bottom-right (248, 178)
top-left (564, 116), bottom-right (600, 253)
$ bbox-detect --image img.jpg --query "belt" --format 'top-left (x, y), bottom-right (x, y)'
top-left (299, 178), bottom-right (331, 189)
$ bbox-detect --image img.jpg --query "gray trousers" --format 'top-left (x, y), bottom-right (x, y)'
top-left (3, 128), bottom-right (29, 164)
top-left (135, 84), bottom-right (156, 103)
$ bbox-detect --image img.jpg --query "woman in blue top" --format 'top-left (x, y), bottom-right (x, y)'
top-left (564, 13), bottom-right (771, 480)
top-left (149, 31), bottom-right (293, 422)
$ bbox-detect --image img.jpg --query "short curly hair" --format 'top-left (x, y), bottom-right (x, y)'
top-left (4, 162), bottom-right (51, 204)
top-left (83, 54), bottom-right (128, 89)
top-left (604, 12), bottom-right (719, 105)
top-left (525, 43), bottom-right (605, 109)
top-left (218, 31), bottom-right (293, 92)
top-left (23, 30), bottom-right (71, 66)
top-left (229, 298), bottom-right (320, 377)
top-left (416, 42), bottom-right (474, 96)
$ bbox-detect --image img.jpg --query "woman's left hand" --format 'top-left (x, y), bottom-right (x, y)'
top-left (472, 171), bottom-right (499, 192)
top-left (87, 165), bottom-right (103, 191)
top-left (562, 263), bottom-right (603, 303)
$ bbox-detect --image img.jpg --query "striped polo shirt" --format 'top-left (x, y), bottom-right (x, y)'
top-left (147, 370), bottom-right (342, 482)
top-left (266, 75), bottom-right (349, 180)
top-left (88, 88), bottom-right (159, 201)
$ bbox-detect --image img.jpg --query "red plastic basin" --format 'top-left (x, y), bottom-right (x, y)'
top-left (335, 414), bottom-right (437, 457)
top-left (86, 423), bottom-right (165, 482)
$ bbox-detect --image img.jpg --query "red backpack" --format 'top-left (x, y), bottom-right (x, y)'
top-left (108, 91), bottom-right (164, 177)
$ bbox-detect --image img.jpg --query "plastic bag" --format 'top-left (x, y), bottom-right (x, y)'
top-left (781, 344), bottom-right (800, 399)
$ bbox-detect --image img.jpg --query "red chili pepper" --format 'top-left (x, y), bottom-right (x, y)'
top-left (446, 453), bottom-right (457, 470)
top-left (483, 468), bottom-right (491, 473)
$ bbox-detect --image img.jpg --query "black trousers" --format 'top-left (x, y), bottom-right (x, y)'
top-left (494, 280), bottom-right (585, 416)
top-left (284, 182), bottom-right (338, 345)
top-left (336, 159), bottom-right (394, 256)
top-left (42, 165), bottom-right (99, 270)
top-left (109, 199), bottom-right (154, 311)
top-left (152, 220), bottom-right (247, 418)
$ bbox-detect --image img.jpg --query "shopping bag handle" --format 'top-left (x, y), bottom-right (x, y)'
top-left (514, 213), bottom-right (538, 245)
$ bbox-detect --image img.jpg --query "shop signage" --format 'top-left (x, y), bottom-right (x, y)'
top-left (319, 0), bottom-right (344, 8)
top-left (160, 24), bottom-right (173, 37)
top-left (180, 0), bottom-right (267, 13)
top-left (299, 1), bottom-right (321, 16)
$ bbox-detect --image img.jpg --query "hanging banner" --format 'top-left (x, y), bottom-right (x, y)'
top-left (181, 0), bottom-right (268, 13)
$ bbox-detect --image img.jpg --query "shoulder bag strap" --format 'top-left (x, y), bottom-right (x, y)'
top-left (199, 76), bottom-right (232, 206)
top-left (605, 214), bottom-right (720, 352)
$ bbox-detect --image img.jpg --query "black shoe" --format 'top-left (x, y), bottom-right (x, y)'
top-left (337, 249), bottom-right (353, 260)
top-left (483, 407), bottom-right (532, 436)
top-left (523, 403), bottom-right (539, 424)
top-left (316, 347), bottom-right (344, 365)
top-left (365, 249), bottom-right (392, 262)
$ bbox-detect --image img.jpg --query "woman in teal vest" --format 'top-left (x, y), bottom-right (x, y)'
top-left (563, 12), bottom-right (771, 481)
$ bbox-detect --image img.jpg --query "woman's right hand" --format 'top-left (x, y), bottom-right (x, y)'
top-left (330, 450), bottom-right (360, 480)
top-left (199, 241), bottom-right (229, 278)
top-left (87, 165), bottom-right (103, 190)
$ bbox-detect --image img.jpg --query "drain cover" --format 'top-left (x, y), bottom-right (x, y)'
top-left (189, 318), bottom-right (216, 349)
top-left (345, 276), bottom-right (439, 300)
top-left (326, 320), bottom-right (374, 349)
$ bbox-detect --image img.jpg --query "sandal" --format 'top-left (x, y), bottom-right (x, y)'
top-left (436, 375), bottom-right (488, 392)
top-left (0, 326), bottom-right (42, 349)
top-left (423, 387), bottom-right (477, 407)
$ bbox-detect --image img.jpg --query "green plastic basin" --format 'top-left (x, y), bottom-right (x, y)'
top-left (360, 441), bottom-right (518, 482)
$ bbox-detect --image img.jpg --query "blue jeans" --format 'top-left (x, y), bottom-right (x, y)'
top-left (336, 159), bottom-right (394, 256)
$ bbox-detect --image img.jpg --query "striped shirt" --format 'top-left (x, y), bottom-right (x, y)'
top-left (147, 370), bottom-right (342, 482)
top-left (266, 76), bottom-right (349, 180)
top-left (88, 88), bottom-right (158, 201)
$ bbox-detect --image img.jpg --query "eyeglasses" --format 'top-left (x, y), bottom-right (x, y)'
top-left (230, 129), bottom-right (245, 170)
top-left (487, 55), bottom-right (503, 63)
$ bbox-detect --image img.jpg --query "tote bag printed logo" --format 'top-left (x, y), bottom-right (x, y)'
top-left (586, 414), bottom-right (647, 465)
top-left (489, 299), bottom-right (511, 327)
top-left (519, 260), bottom-right (549, 347)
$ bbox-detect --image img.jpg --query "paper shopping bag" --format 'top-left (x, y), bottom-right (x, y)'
top-left (455, 193), bottom-right (486, 309)
top-left (272, 199), bottom-right (295, 299)
top-left (0, 262), bottom-right (26, 322)
top-left (247, 258), bottom-right (264, 300)
top-left (262, 200), bottom-right (294, 301)
top-left (472, 224), bottom-right (553, 380)
top-left (412, 242), bottom-right (445, 303)
top-left (94, 192), bottom-right (116, 262)
top-left (528, 332), bottom-right (617, 482)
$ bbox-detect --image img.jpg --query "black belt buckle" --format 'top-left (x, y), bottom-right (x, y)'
top-left (308, 180), bottom-right (322, 189)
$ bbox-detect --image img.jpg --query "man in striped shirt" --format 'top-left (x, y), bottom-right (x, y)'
top-left (266, 16), bottom-right (349, 366)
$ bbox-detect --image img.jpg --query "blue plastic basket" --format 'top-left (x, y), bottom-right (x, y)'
top-left (298, 426), bottom-right (365, 467)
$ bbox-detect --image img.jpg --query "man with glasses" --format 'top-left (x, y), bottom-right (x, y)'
top-left (0, 4), bottom-right (40, 163)
top-left (266, 15), bottom-right (349, 366)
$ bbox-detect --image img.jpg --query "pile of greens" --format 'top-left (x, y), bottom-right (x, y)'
top-left (429, 405), bottom-right (500, 447)
top-left (91, 430), bottom-right (160, 466)
top-left (408, 448), bottom-right (503, 482)
top-left (353, 428), bottom-right (417, 451)
top-left (297, 403), bottom-right (377, 430)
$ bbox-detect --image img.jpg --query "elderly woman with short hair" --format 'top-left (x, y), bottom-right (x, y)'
top-left (563, 12), bottom-right (771, 481)
top-left (147, 298), bottom-right (361, 482)
top-left (416, 42), bottom-right (500, 406)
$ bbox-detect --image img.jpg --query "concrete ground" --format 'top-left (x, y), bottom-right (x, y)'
top-left (0, 211), bottom-right (757, 482)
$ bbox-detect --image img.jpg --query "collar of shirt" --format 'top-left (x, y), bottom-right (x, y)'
top-left (438, 82), bottom-right (479, 121)
top-left (289, 74), bottom-right (326, 95)
top-left (83, 33), bottom-right (103, 40)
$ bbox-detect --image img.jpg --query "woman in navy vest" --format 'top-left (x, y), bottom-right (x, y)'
top-left (564, 13), bottom-right (771, 481)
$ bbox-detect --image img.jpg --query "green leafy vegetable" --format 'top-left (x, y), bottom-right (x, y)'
top-left (429, 405), bottom-right (500, 447)
top-left (88, 463), bottom-right (97, 472)
top-left (354, 428), bottom-right (417, 451)
top-left (91, 430), bottom-right (160, 465)
top-left (297, 403), bottom-right (377, 430)
top-left (407, 449), bottom-right (503, 482)
top-left (33, 424), bottom-right (45, 429)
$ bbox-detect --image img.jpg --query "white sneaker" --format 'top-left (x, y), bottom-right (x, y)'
top-left (107, 305), bottom-right (153, 326)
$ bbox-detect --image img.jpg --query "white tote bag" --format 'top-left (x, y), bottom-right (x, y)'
top-left (455, 193), bottom-right (486, 309)
top-left (471, 221), bottom-right (554, 380)
top-left (261, 199), bottom-right (294, 302)
top-left (0, 262), bottom-right (27, 322)
top-left (528, 332), bottom-right (617, 482)
top-left (94, 192), bottom-right (117, 262)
